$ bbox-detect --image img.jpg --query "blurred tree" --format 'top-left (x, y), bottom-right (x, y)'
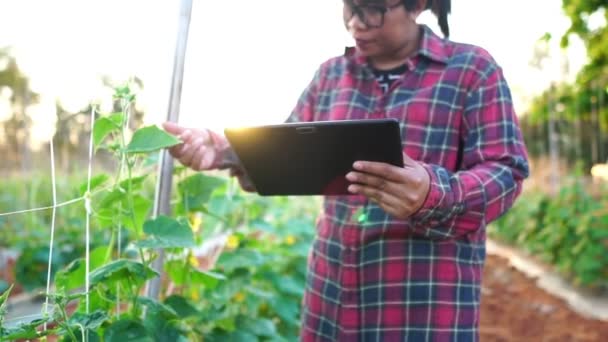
top-left (561, 0), bottom-right (608, 85)
top-left (562, 0), bottom-right (607, 164)
top-left (0, 47), bottom-right (146, 173)
top-left (0, 47), bottom-right (39, 172)
top-left (52, 76), bottom-right (145, 172)
top-left (522, 1), bottom-right (607, 171)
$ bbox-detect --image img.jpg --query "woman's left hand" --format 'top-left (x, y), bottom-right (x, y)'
top-left (346, 153), bottom-right (431, 219)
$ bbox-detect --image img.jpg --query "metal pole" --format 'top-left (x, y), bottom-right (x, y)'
top-left (591, 81), bottom-right (599, 164)
top-left (147, 0), bottom-right (193, 300)
top-left (599, 78), bottom-right (605, 162)
top-left (548, 83), bottom-right (560, 195)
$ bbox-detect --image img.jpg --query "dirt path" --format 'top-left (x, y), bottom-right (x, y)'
top-left (480, 254), bottom-right (608, 341)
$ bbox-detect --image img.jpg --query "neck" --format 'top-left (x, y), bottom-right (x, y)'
top-left (370, 25), bottom-right (421, 70)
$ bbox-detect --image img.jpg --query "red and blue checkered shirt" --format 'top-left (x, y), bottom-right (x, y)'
top-left (287, 25), bottom-right (529, 341)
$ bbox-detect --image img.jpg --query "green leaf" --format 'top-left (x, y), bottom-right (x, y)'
top-left (79, 174), bottom-right (110, 195)
top-left (269, 298), bottom-right (299, 325)
top-left (124, 195), bottom-right (153, 232)
top-left (0, 283), bottom-right (12, 307)
top-left (269, 273), bottom-right (304, 296)
top-left (89, 259), bottom-right (158, 287)
top-left (178, 174), bottom-right (226, 211)
top-left (68, 310), bottom-right (109, 330)
top-left (165, 260), bottom-right (187, 286)
top-left (228, 331), bottom-right (258, 341)
top-left (190, 269), bottom-right (226, 290)
top-left (164, 261), bottom-right (225, 289)
top-left (135, 215), bottom-right (195, 249)
top-left (75, 287), bottom-right (113, 314)
top-left (139, 295), bottom-right (190, 340)
top-left (96, 175), bottom-right (148, 209)
top-left (61, 329), bottom-right (101, 342)
top-left (164, 295), bottom-right (200, 318)
top-left (137, 297), bottom-right (178, 319)
top-left (55, 246), bottom-right (108, 291)
top-left (126, 125), bottom-right (181, 154)
top-left (94, 112), bottom-right (124, 147)
top-left (142, 310), bottom-right (189, 342)
top-left (217, 249), bottom-right (265, 272)
top-left (243, 285), bottom-right (274, 299)
top-left (0, 318), bottom-right (48, 340)
top-left (214, 317), bottom-right (237, 332)
top-left (95, 207), bottom-right (115, 229)
top-left (210, 269), bottom-right (250, 303)
top-left (237, 316), bottom-right (277, 337)
top-left (104, 319), bottom-right (154, 342)
top-left (95, 195), bottom-right (151, 233)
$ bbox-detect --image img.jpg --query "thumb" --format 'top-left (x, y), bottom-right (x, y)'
top-left (162, 121), bottom-right (184, 135)
top-left (402, 151), bottom-right (417, 167)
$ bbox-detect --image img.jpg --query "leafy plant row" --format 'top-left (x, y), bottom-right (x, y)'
top-left (0, 85), bottom-right (319, 341)
top-left (488, 176), bottom-right (608, 293)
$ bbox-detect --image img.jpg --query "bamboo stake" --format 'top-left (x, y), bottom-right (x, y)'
top-left (147, 0), bottom-right (193, 300)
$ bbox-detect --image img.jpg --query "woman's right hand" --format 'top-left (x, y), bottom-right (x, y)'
top-left (162, 122), bottom-right (230, 171)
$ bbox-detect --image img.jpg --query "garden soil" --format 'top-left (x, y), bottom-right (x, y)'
top-left (480, 254), bottom-right (608, 341)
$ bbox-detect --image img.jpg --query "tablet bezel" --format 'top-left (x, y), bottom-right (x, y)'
top-left (224, 118), bottom-right (404, 196)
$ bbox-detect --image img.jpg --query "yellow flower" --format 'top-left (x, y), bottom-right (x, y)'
top-left (189, 254), bottom-right (200, 268)
top-left (226, 235), bottom-right (240, 249)
top-left (189, 212), bottom-right (203, 233)
top-left (285, 235), bottom-right (296, 246)
top-left (190, 288), bottom-right (200, 301)
top-left (233, 292), bottom-right (245, 302)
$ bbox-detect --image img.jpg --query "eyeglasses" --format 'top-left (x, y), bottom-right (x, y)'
top-left (343, 1), bottom-right (403, 29)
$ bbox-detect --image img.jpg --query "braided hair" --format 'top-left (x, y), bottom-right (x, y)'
top-left (403, 0), bottom-right (451, 38)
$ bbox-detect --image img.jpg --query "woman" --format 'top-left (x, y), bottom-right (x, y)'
top-left (163, 0), bottom-right (529, 340)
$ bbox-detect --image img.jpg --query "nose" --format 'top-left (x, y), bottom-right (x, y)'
top-left (346, 12), bottom-right (367, 32)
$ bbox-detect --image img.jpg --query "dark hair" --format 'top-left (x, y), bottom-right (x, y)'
top-left (403, 0), bottom-right (451, 38)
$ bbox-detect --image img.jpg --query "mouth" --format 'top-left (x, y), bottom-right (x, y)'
top-left (355, 38), bottom-right (374, 49)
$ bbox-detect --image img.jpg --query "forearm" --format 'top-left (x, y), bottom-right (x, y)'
top-left (410, 158), bottom-right (528, 239)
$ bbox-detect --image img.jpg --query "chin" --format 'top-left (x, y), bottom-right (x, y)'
top-left (355, 46), bottom-right (379, 58)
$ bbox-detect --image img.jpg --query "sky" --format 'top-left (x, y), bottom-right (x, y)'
top-left (0, 0), bottom-right (590, 148)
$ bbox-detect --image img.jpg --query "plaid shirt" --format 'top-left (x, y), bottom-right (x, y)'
top-left (288, 25), bottom-right (529, 341)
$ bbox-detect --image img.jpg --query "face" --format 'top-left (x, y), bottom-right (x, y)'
top-left (343, 0), bottom-right (422, 64)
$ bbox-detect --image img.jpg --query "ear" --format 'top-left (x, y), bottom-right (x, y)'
top-left (410, 0), bottom-right (428, 19)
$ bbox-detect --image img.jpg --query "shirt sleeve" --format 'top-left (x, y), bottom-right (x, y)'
top-left (409, 66), bottom-right (530, 239)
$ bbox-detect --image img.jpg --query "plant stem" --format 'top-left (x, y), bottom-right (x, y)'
top-left (126, 277), bottom-right (140, 318)
top-left (105, 226), bottom-right (117, 264)
top-left (120, 98), bottom-right (148, 267)
top-left (180, 250), bottom-right (192, 294)
top-left (58, 303), bottom-right (78, 341)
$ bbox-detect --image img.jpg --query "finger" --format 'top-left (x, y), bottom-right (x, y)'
top-left (401, 152), bottom-right (418, 167)
top-left (348, 184), bottom-right (408, 219)
top-left (352, 161), bottom-right (405, 183)
top-left (176, 130), bottom-right (195, 155)
top-left (191, 145), bottom-right (217, 170)
top-left (179, 137), bottom-right (204, 166)
top-left (162, 121), bottom-right (185, 135)
top-left (190, 144), bottom-right (206, 170)
top-left (348, 183), bottom-right (402, 208)
top-left (346, 171), bottom-right (390, 190)
top-left (199, 147), bottom-right (217, 170)
top-left (169, 130), bottom-right (192, 156)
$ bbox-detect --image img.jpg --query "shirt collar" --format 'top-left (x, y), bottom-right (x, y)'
top-left (344, 24), bottom-right (449, 67)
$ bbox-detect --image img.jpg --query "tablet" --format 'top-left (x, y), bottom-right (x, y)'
top-left (224, 118), bottom-right (403, 196)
